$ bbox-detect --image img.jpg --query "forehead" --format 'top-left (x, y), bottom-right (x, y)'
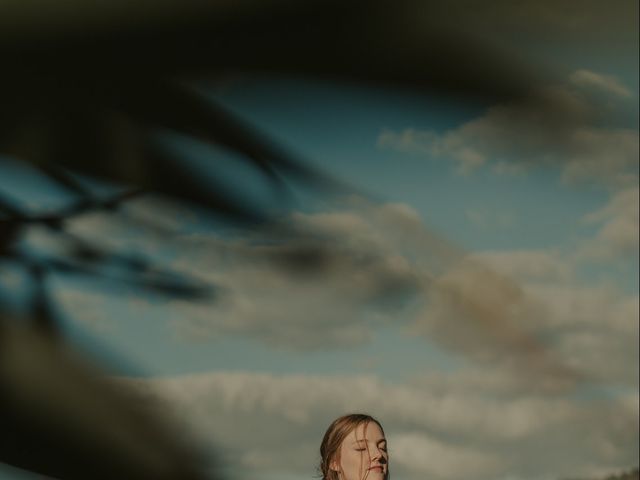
top-left (344, 421), bottom-right (385, 442)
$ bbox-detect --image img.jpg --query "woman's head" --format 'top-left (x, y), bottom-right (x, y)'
top-left (319, 414), bottom-right (388, 480)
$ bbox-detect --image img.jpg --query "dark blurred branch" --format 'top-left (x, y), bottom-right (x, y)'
top-left (0, 316), bottom-right (211, 479)
top-left (0, 1), bottom-right (611, 478)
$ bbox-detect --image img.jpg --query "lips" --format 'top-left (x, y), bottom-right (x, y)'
top-left (368, 465), bottom-right (384, 473)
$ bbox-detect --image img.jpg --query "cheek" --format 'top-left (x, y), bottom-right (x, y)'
top-left (340, 450), bottom-right (364, 472)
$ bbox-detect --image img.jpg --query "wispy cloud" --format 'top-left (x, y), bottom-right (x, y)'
top-left (569, 70), bottom-right (633, 98)
top-left (577, 186), bottom-right (639, 262)
top-left (378, 70), bottom-right (638, 186)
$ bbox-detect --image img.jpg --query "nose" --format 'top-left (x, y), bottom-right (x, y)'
top-left (371, 449), bottom-right (387, 463)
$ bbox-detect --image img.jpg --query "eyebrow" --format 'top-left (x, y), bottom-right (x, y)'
top-left (351, 439), bottom-right (387, 446)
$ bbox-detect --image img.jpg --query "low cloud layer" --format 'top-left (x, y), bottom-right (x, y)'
top-left (119, 370), bottom-right (639, 480)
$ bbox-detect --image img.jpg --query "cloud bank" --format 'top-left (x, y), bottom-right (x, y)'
top-left (119, 370), bottom-right (639, 480)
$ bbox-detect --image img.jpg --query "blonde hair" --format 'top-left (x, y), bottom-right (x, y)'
top-left (319, 413), bottom-right (387, 480)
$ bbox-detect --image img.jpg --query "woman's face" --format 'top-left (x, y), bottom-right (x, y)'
top-left (333, 421), bottom-right (388, 480)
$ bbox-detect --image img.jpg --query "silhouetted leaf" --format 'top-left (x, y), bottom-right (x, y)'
top-left (0, 317), bottom-right (211, 479)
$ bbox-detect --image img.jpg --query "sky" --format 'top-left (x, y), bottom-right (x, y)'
top-left (0, 2), bottom-right (638, 480)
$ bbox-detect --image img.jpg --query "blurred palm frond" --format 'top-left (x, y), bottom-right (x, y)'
top-left (0, 0), bottom-right (609, 478)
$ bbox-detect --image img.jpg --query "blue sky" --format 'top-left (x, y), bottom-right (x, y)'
top-left (0, 4), bottom-right (638, 479)
top-left (212, 78), bottom-right (612, 249)
top-left (3, 73), bottom-right (636, 480)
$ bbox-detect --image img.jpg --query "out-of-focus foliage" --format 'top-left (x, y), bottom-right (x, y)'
top-left (1, 0), bottom-right (636, 478)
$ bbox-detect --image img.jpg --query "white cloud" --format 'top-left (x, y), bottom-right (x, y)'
top-left (389, 432), bottom-right (502, 479)
top-left (569, 70), bottom-right (633, 98)
top-left (406, 234), bottom-right (638, 391)
top-left (561, 130), bottom-right (639, 186)
top-left (163, 202), bottom-right (430, 350)
top-left (577, 186), bottom-right (639, 261)
top-left (475, 249), bottom-right (573, 283)
top-left (117, 370), bottom-right (639, 480)
top-left (527, 284), bottom-right (638, 386)
top-left (410, 257), bottom-right (570, 377)
top-left (378, 70), bottom-right (638, 186)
